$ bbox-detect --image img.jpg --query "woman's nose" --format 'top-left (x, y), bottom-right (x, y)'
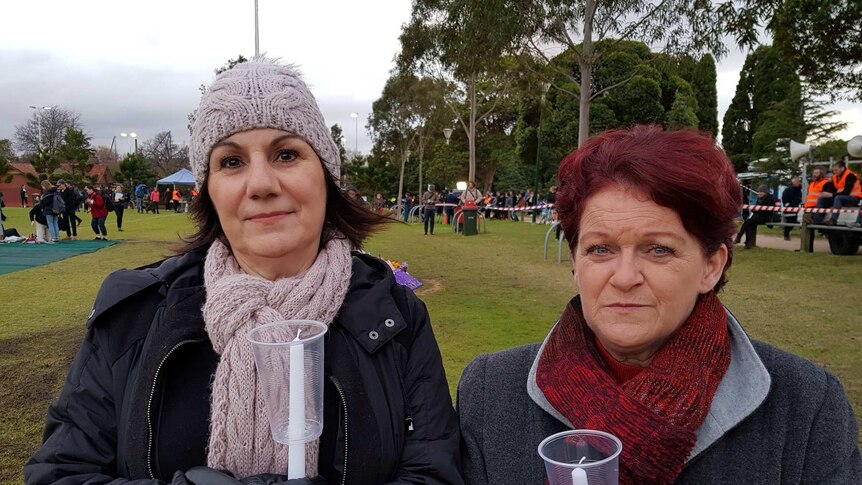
top-left (609, 251), bottom-right (644, 291)
top-left (245, 154), bottom-right (281, 198)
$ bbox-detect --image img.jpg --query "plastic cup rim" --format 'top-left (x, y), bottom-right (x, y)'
top-left (246, 319), bottom-right (328, 346)
top-left (537, 429), bottom-right (623, 469)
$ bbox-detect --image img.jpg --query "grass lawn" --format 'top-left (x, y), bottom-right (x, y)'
top-left (1, 206), bottom-right (860, 483)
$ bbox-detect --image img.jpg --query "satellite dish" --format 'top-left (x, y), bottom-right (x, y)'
top-left (789, 140), bottom-right (812, 161)
top-left (848, 136), bottom-right (862, 158)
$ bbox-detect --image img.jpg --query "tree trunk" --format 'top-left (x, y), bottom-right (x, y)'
top-left (577, 0), bottom-right (597, 148)
top-left (396, 149), bottom-right (408, 219)
top-left (482, 160), bottom-right (497, 192)
top-left (468, 74), bottom-right (477, 181)
top-left (418, 133), bottom-right (425, 197)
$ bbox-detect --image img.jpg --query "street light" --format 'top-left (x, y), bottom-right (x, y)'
top-left (28, 105), bottom-right (51, 150)
top-left (120, 132), bottom-right (138, 155)
top-left (443, 128), bottom-right (454, 145)
top-left (350, 112), bottom-right (359, 154)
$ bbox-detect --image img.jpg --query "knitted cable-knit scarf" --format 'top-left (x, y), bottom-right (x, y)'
top-left (536, 292), bottom-right (730, 484)
top-left (202, 237), bottom-right (352, 479)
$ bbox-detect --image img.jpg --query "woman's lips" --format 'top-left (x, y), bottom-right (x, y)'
top-left (248, 211), bottom-right (290, 223)
top-left (605, 303), bottom-right (649, 312)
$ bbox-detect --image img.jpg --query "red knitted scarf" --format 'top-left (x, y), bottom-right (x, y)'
top-left (536, 292), bottom-right (730, 484)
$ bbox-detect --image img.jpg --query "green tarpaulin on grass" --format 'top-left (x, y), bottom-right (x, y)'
top-left (0, 240), bottom-right (118, 275)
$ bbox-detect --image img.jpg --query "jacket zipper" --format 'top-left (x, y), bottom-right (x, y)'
top-left (331, 376), bottom-right (349, 485)
top-left (147, 339), bottom-right (201, 479)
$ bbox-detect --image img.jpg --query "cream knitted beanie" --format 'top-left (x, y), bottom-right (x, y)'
top-left (189, 58), bottom-right (341, 188)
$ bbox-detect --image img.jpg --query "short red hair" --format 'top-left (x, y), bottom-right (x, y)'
top-left (556, 125), bottom-right (741, 292)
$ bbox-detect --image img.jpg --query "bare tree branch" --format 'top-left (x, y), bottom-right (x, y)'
top-left (589, 71), bottom-right (639, 101)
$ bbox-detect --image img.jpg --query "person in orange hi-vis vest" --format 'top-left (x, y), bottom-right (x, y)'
top-left (813, 161), bottom-right (861, 225)
top-left (172, 189), bottom-right (182, 213)
top-left (806, 167), bottom-right (834, 225)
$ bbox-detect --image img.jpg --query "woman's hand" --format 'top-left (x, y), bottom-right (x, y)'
top-left (182, 466), bottom-right (242, 485)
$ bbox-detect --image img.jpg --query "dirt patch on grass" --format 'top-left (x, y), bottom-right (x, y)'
top-left (0, 326), bottom-right (83, 483)
top-left (415, 278), bottom-right (444, 296)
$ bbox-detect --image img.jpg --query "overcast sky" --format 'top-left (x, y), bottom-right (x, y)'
top-left (1, 0), bottom-right (859, 158)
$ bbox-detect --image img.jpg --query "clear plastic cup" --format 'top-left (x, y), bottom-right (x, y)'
top-left (246, 320), bottom-right (327, 445)
top-left (538, 430), bottom-right (622, 485)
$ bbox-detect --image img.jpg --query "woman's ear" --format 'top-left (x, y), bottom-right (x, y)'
top-left (699, 244), bottom-right (728, 293)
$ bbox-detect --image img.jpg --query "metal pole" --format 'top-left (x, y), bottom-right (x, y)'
top-left (254, 0), bottom-right (260, 57)
top-left (354, 116), bottom-right (358, 154)
top-left (532, 90), bottom-right (547, 224)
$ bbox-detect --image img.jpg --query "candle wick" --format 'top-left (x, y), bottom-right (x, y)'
top-left (294, 329), bottom-right (302, 342)
top-left (578, 457), bottom-right (586, 465)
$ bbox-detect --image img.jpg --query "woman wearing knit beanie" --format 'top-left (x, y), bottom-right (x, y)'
top-left (458, 126), bottom-right (861, 484)
top-left (27, 59), bottom-right (463, 485)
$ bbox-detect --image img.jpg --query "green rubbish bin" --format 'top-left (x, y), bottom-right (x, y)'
top-left (462, 208), bottom-right (478, 236)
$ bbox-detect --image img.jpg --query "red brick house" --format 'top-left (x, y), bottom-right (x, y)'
top-left (0, 162), bottom-right (114, 207)
top-left (1, 163), bottom-right (38, 207)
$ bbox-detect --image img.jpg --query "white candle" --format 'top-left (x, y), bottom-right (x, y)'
top-left (571, 467), bottom-right (588, 485)
top-left (287, 333), bottom-right (306, 479)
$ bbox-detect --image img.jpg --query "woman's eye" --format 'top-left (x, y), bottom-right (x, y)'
top-left (649, 245), bottom-right (675, 256)
top-left (277, 150), bottom-right (298, 162)
top-left (220, 157), bottom-right (243, 169)
top-left (585, 244), bottom-right (610, 255)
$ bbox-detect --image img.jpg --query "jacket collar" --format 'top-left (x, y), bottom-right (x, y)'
top-left (687, 309), bottom-right (771, 461)
top-left (87, 250), bottom-right (206, 328)
top-left (527, 307), bottom-right (771, 464)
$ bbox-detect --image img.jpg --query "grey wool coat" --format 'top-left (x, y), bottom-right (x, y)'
top-left (458, 310), bottom-right (862, 484)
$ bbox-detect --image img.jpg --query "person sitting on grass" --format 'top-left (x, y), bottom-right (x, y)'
top-left (458, 126), bottom-right (861, 484)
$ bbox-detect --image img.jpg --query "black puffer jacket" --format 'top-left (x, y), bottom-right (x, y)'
top-left (25, 250), bottom-right (463, 484)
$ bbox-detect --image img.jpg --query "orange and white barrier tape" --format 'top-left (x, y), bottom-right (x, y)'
top-left (742, 204), bottom-right (861, 214)
top-left (436, 203), bottom-right (555, 212)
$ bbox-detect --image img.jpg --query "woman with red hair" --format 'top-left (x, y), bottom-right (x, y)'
top-left (458, 126), bottom-right (860, 484)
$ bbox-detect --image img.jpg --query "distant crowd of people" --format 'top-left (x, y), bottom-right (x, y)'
top-left (1, 181), bottom-right (199, 244)
top-left (132, 183), bottom-right (198, 214)
top-left (415, 182), bottom-right (558, 235)
top-left (18, 180), bottom-right (124, 243)
top-left (735, 161), bottom-right (861, 249)
top-left (343, 181), bottom-right (559, 236)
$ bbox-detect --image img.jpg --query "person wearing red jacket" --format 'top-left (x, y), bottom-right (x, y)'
top-left (85, 185), bottom-right (109, 240)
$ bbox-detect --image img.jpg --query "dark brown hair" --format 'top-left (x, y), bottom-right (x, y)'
top-left (178, 164), bottom-right (392, 255)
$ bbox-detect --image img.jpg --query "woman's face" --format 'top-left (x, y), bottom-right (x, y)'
top-left (207, 129), bottom-right (327, 279)
top-left (573, 185), bottom-right (727, 365)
